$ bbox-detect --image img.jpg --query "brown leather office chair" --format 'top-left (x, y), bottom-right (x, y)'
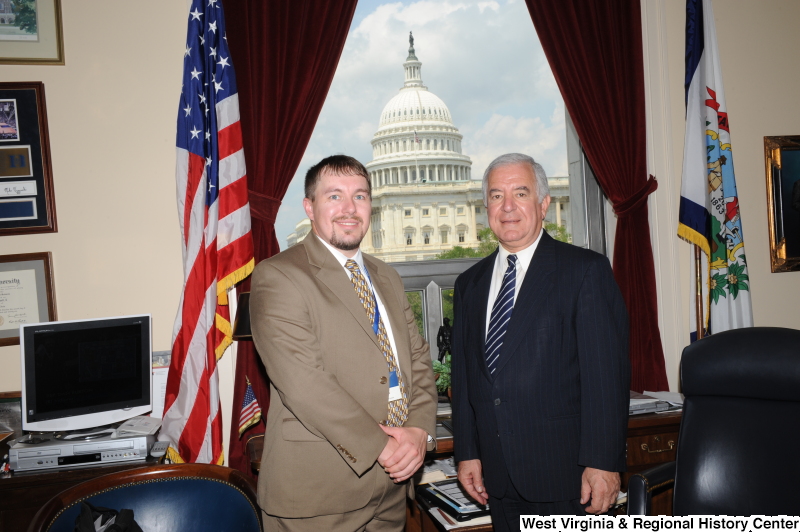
top-left (29, 463), bottom-right (261, 532)
top-left (628, 327), bottom-right (800, 515)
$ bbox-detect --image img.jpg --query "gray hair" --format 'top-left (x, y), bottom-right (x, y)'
top-left (481, 153), bottom-right (550, 205)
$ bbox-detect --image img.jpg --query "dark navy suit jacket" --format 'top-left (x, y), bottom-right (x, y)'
top-left (452, 231), bottom-right (630, 502)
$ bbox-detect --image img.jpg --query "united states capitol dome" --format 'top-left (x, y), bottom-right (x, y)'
top-left (378, 88), bottom-right (453, 128)
top-left (366, 32), bottom-right (472, 186)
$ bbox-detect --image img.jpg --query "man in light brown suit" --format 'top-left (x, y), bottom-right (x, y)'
top-left (250, 155), bottom-right (438, 531)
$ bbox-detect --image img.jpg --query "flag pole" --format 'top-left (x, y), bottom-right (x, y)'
top-left (694, 244), bottom-right (704, 339)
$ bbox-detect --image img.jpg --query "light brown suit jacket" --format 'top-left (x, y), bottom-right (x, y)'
top-left (250, 233), bottom-right (438, 518)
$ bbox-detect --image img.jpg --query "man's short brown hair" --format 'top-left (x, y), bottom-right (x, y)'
top-left (304, 155), bottom-right (371, 200)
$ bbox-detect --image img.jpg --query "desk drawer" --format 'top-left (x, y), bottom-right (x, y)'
top-left (627, 432), bottom-right (679, 469)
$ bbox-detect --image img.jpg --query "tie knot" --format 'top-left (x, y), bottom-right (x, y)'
top-left (507, 254), bottom-right (518, 268)
top-left (345, 259), bottom-right (361, 274)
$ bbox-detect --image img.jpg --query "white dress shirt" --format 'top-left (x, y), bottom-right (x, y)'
top-left (485, 228), bottom-right (544, 337)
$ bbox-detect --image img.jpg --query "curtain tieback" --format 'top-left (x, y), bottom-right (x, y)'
top-left (248, 190), bottom-right (282, 223)
top-left (613, 175), bottom-right (658, 217)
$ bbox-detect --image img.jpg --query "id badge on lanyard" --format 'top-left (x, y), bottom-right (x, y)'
top-left (363, 265), bottom-right (402, 403)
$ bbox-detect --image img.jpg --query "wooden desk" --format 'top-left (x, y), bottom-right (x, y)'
top-left (246, 411), bottom-right (683, 530)
top-left (623, 410), bottom-right (682, 515)
top-left (407, 411), bottom-right (682, 531)
top-left (0, 459), bottom-right (159, 532)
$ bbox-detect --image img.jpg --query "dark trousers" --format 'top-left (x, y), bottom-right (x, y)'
top-left (488, 480), bottom-right (586, 532)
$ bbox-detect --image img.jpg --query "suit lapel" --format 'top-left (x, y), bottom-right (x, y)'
top-left (492, 232), bottom-right (557, 376)
top-left (302, 235), bottom-right (380, 350)
top-left (468, 251), bottom-right (496, 382)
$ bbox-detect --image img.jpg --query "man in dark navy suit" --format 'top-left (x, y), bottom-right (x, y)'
top-left (452, 153), bottom-right (630, 527)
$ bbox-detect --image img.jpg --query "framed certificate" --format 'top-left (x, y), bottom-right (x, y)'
top-left (0, 82), bottom-right (57, 236)
top-left (0, 251), bottom-right (56, 346)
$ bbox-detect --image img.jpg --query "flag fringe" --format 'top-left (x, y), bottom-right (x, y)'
top-left (217, 258), bottom-right (255, 305)
top-left (678, 223), bottom-right (710, 257)
top-left (166, 446), bottom-right (185, 464)
top-left (215, 312), bottom-right (233, 360)
top-left (238, 411), bottom-right (262, 438)
top-left (165, 445), bottom-right (225, 465)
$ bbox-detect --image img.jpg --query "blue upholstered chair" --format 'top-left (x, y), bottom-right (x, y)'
top-left (28, 463), bottom-right (262, 532)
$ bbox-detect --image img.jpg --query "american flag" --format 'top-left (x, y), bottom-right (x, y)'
top-left (414, 131), bottom-right (421, 143)
top-left (238, 377), bottom-right (262, 436)
top-left (160, 0), bottom-right (254, 464)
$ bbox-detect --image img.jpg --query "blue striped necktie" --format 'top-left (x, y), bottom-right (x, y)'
top-left (485, 254), bottom-right (517, 374)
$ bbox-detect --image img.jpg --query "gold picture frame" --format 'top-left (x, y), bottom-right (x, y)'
top-left (0, 0), bottom-right (64, 65)
top-left (764, 136), bottom-right (800, 273)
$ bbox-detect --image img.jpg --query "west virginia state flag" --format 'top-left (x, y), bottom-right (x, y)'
top-left (679, 0), bottom-right (752, 339)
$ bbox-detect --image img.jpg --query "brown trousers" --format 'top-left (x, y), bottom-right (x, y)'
top-left (261, 465), bottom-right (406, 532)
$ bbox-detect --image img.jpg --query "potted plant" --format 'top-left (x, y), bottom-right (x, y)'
top-left (432, 353), bottom-right (451, 399)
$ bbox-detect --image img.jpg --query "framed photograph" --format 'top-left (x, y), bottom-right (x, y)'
top-left (764, 136), bottom-right (800, 273)
top-left (0, 251), bottom-right (56, 346)
top-left (0, 82), bottom-right (56, 236)
top-left (0, 0), bottom-right (64, 65)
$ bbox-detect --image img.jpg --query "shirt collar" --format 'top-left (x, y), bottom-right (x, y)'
top-left (497, 228), bottom-right (543, 272)
top-left (315, 233), bottom-right (366, 271)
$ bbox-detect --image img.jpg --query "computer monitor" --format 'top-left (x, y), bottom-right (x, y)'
top-left (20, 314), bottom-right (152, 432)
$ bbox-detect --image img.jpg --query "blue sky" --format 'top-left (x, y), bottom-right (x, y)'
top-left (273, 0), bottom-right (567, 249)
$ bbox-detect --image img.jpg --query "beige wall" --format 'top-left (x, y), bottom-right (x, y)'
top-left (643, 0), bottom-right (800, 390)
top-left (0, 1), bottom-right (238, 455)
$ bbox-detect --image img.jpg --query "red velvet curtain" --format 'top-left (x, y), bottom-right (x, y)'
top-left (525, 0), bottom-right (668, 392)
top-left (223, 0), bottom-right (358, 476)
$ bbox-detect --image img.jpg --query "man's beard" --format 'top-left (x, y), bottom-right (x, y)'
top-left (329, 216), bottom-right (365, 251)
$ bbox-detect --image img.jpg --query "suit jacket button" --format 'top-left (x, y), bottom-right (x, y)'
top-left (380, 376), bottom-right (388, 384)
top-left (494, 398), bottom-right (501, 406)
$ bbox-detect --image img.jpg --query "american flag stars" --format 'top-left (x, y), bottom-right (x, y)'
top-left (177, 0), bottom-right (237, 206)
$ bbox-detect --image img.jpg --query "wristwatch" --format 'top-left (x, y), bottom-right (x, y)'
top-left (426, 433), bottom-right (436, 452)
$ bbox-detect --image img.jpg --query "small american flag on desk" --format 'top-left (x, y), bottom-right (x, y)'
top-left (238, 377), bottom-right (262, 436)
top-left (160, 0), bottom-right (254, 465)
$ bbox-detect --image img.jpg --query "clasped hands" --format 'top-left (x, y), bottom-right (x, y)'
top-left (377, 425), bottom-right (427, 483)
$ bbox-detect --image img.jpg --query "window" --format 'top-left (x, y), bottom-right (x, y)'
top-left (274, 2), bottom-right (609, 262)
top-left (422, 208), bottom-right (429, 216)
top-left (423, 232), bottom-right (430, 245)
top-left (441, 231), bottom-right (448, 244)
top-left (439, 207), bottom-right (447, 216)
top-left (405, 291), bottom-right (425, 337)
top-left (392, 260), bottom-right (480, 354)
top-left (406, 234), bottom-right (413, 245)
top-left (458, 232), bottom-right (465, 243)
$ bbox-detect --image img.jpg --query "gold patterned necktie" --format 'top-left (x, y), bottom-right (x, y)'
top-left (345, 259), bottom-right (409, 427)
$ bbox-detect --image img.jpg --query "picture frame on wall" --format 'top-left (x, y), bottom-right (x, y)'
top-left (765, 135), bottom-right (800, 272)
top-left (0, 82), bottom-right (57, 236)
top-left (0, 252), bottom-right (57, 347)
top-left (0, 0), bottom-right (64, 65)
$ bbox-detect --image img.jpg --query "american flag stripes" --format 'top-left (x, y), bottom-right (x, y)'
top-left (238, 378), bottom-right (262, 437)
top-left (160, 0), bottom-right (254, 464)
